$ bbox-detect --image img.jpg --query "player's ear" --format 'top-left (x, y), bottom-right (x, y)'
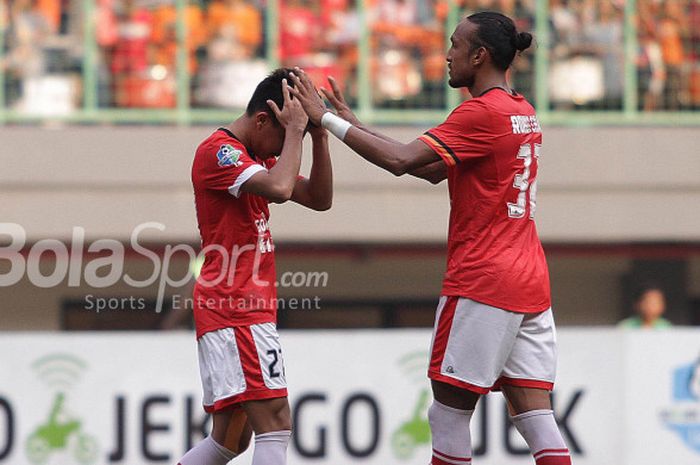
top-left (473, 46), bottom-right (487, 66)
top-left (254, 111), bottom-right (271, 129)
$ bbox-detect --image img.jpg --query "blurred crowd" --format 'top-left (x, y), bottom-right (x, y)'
top-left (1, 0), bottom-right (699, 114)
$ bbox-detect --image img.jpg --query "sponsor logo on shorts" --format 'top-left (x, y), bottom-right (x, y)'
top-left (216, 144), bottom-right (243, 167)
top-left (660, 357), bottom-right (700, 454)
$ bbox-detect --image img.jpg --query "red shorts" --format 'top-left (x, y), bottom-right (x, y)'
top-left (429, 296), bottom-right (557, 394)
top-left (197, 323), bottom-right (288, 413)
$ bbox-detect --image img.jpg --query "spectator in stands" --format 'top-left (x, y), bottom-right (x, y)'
top-left (689, 0), bottom-right (700, 108)
top-left (638, 2), bottom-right (666, 111)
top-left (658, 0), bottom-right (685, 109)
top-left (111, 0), bottom-right (151, 76)
top-left (323, 0), bottom-right (360, 74)
top-left (35, 0), bottom-right (60, 33)
top-left (195, 0), bottom-right (267, 108)
top-left (619, 284), bottom-right (673, 329)
top-left (151, 2), bottom-right (206, 74)
top-left (280, 0), bottom-right (320, 64)
top-left (96, 0), bottom-right (118, 105)
top-left (2, 0), bottom-right (50, 110)
top-left (583, 0), bottom-right (623, 108)
top-left (207, 0), bottom-right (263, 59)
top-left (370, 0), bottom-right (442, 104)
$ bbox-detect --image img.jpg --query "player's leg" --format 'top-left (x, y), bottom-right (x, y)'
top-left (178, 327), bottom-right (254, 465)
top-left (242, 397), bottom-right (292, 465)
top-left (236, 323), bottom-right (292, 465)
top-left (427, 297), bottom-right (522, 465)
top-left (500, 309), bottom-right (572, 465)
top-left (178, 409), bottom-right (245, 465)
top-left (429, 380), bottom-right (479, 465)
top-left (215, 408), bottom-right (253, 453)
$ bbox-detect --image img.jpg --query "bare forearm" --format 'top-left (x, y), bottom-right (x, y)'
top-left (343, 126), bottom-right (416, 176)
top-left (409, 160), bottom-right (447, 184)
top-left (355, 123), bottom-right (400, 144)
top-left (268, 129), bottom-right (304, 192)
top-left (308, 134), bottom-right (333, 208)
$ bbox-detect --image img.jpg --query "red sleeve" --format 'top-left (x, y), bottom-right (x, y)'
top-left (418, 100), bottom-right (493, 167)
top-left (196, 140), bottom-right (267, 197)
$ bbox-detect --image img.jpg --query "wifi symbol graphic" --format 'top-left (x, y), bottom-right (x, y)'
top-left (32, 354), bottom-right (87, 391)
top-left (397, 351), bottom-right (429, 385)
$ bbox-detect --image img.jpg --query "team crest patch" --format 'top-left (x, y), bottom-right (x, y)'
top-left (217, 144), bottom-right (243, 167)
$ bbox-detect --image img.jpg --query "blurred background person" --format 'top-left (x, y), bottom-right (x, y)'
top-left (195, 0), bottom-right (268, 108)
top-left (2, 0), bottom-right (51, 111)
top-left (658, 0), bottom-right (686, 110)
top-left (638, 0), bottom-right (666, 111)
top-left (619, 284), bottom-right (673, 329)
top-left (109, 0), bottom-right (153, 107)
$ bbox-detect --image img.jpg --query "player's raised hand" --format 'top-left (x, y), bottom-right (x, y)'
top-left (286, 68), bottom-right (328, 127)
top-left (321, 76), bottom-right (361, 126)
top-left (267, 78), bottom-right (308, 133)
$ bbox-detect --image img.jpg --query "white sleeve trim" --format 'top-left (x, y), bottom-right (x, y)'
top-left (228, 164), bottom-right (267, 198)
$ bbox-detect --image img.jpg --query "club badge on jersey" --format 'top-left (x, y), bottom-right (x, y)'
top-left (216, 144), bottom-right (244, 168)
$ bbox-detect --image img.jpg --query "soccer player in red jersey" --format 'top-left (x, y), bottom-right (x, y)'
top-left (179, 69), bottom-right (332, 465)
top-left (289, 12), bottom-right (572, 465)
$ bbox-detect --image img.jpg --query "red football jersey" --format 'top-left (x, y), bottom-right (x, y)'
top-left (419, 89), bottom-right (551, 313)
top-left (191, 128), bottom-right (277, 338)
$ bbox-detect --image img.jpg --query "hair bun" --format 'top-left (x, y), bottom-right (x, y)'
top-left (515, 31), bottom-right (533, 52)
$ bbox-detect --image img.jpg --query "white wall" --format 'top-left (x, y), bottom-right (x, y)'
top-left (1, 125), bottom-right (699, 243)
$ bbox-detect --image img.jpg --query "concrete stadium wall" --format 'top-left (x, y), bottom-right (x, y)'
top-left (1, 125), bottom-right (699, 243)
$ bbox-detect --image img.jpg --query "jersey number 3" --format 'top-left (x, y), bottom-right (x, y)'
top-left (508, 143), bottom-right (540, 220)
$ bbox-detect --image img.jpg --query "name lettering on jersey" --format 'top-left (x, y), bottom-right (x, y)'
top-left (510, 115), bottom-right (542, 134)
top-left (216, 144), bottom-right (243, 167)
top-left (255, 217), bottom-right (270, 235)
top-left (255, 217), bottom-right (274, 253)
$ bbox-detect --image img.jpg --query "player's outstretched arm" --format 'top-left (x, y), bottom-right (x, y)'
top-left (321, 75), bottom-right (446, 184)
top-left (289, 69), bottom-right (440, 176)
top-left (241, 79), bottom-right (307, 203)
top-left (291, 126), bottom-right (333, 211)
top-left (321, 76), bottom-right (397, 145)
top-left (409, 161), bottom-right (448, 184)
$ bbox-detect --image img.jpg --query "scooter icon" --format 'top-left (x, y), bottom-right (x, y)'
top-left (392, 388), bottom-right (432, 459)
top-left (25, 392), bottom-right (98, 464)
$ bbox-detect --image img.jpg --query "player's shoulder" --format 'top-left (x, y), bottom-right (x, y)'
top-left (445, 97), bottom-right (493, 128)
top-left (481, 89), bottom-right (536, 115)
top-left (195, 128), bottom-right (252, 166)
top-left (198, 128), bottom-right (247, 154)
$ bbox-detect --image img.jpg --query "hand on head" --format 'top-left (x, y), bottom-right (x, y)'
top-left (320, 76), bottom-right (361, 126)
top-left (266, 78), bottom-right (308, 132)
top-left (286, 68), bottom-right (329, 127)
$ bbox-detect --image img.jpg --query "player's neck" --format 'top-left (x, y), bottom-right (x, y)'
top-left (226, 118), bottom-right (253, 148)
top-left (468, 71), bottom-right (510, 98)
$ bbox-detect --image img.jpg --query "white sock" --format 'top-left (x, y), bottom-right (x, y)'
top-left (251, 430), bottom-right (291, 465)
top-left (177, 435), bottom-right (236, 465)
top-left (428, 401), bottom-right (473, 464)
top-left (511, 409), bottom-right (571, 464)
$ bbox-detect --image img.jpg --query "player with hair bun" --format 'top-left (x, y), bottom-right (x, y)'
top-left (290, 11), bottom-right (572, 465)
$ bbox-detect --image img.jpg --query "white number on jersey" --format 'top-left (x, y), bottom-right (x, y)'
top-left (507, 143), bottom-right (540, 219)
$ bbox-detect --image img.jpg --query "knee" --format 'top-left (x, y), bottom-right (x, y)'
top-left (246, 398), bottom-right (292, 434)
top-left (266, 402), bottom-right (292, 432)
